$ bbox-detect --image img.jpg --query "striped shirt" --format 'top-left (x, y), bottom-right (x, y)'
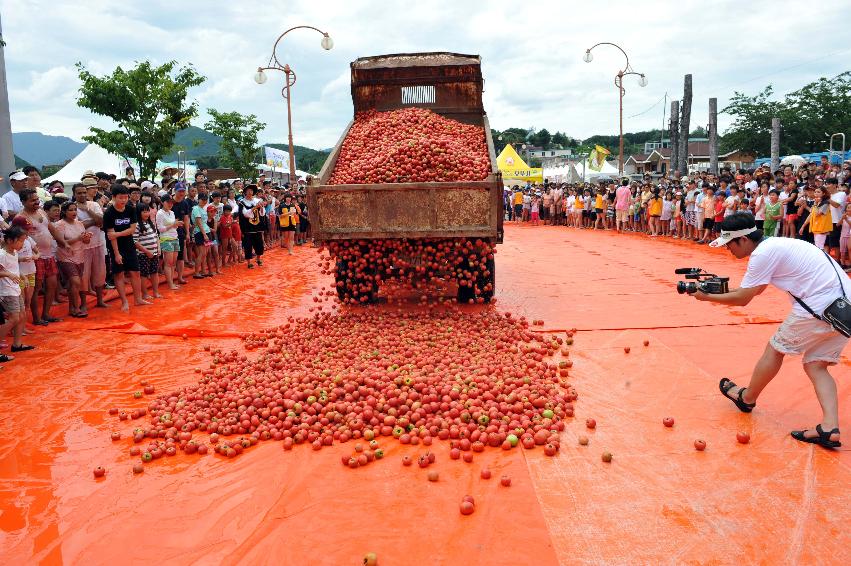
top-left (134, 222), bottom-right (160, 255)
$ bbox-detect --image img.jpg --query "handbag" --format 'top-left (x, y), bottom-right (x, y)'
top-left (790, 250), bottom-right (851, 338)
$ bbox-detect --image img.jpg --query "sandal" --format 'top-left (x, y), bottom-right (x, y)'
top-left (33, 320), bottom-right (49, 326)
top-left (791, 424), bottom-right (841, 449)
top-left (193, 274), bottom-right (206, 279)
top-left (11, 344), bottom-right (35, 352)
top-left (719, 378), bottom-right (756, 413)
top-left (0, 353), bottom-right (13, 362)
top-left (42, 316), bottom-right (62, 323)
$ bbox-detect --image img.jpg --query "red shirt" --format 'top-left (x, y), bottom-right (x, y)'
top-left (714, 201), bottom-right (724, 223)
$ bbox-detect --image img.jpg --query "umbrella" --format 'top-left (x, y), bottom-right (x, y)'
top-left (780, 155), bottom-right (807, 167)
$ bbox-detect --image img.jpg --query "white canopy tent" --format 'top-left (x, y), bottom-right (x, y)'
top-left (43, 144), bottom-right (127, 185)
top-left (583, 159), bottom-right (620, 182)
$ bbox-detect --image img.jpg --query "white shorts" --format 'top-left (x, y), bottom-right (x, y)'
top-left (694, 211), bottom-right (704, 228)
top-left (770, 312), bottom-right (849, 365)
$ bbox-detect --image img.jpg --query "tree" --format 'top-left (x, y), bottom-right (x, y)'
top-left (721, 72), bottom-right (851, 155)
top-left (204, 109), bottom-right (267, 181)
top-left (530, 128), bottom-right (552, 149)
top-left (690, 125), bottom-right (707, 137)
top-left (551, 131), bottom-right (569, 148)
top-left (76, 60), bottom-right (206, 178)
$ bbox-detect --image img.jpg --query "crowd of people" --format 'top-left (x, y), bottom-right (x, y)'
top-left (505, 156), bottom-right (851, 268)
top-left (0, 165), bottom-right (310, 366)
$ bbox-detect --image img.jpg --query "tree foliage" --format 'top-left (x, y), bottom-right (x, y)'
top-left (721, 72), bottom-right (851, 155)
top-left (76, 60), bottom-right (206, 178)
top-left (204, 109), bottom-right (266, 181)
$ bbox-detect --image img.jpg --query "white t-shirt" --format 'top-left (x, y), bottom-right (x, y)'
top-left (745, 180), bottom-right (759, 194)
top-left (566, 195), bottom-right (576, 210)
top-left (724, 196), bottom-right (739, 217)
top-left (156, 209), bottom-right (179, 240)
top-left (75, 200), bottom-right (104, 250)
top-left (0, 248), bottom-right (21, 297)
top-left (19, 237), bottom-right (37, 276)
top-left (830, 190), bottom-right (847, 224)
top-left (741, 237), bottom-right (851, 315)
top-left (0, 191), bottom-right (23, 218)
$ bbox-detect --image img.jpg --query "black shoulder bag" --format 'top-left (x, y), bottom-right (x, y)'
top-left (790, 251), bottom-right (851, 338)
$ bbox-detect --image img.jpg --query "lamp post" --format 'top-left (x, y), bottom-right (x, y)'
top-left (254, 26), bottom-right (333, 184)
top-left (583, 43), bottom-right (647, 176)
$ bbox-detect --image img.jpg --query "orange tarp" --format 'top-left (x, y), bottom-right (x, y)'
top-left (0, 225), bottom-right (848, 565)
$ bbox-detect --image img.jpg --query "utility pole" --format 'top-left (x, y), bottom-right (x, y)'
top-left (708, 97), bottom-right (718, 175)
top-left (669, 100), bottom-right (679, 178)
top-left (0, 11), bottom-right (14, 194)
top-left (770, 118), bottom-right (780, 173)
top-left (677, 74), bottom-right (692, 177)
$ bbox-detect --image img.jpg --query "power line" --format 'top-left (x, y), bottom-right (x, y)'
top-left (627, 93), bottom-right (667, 119)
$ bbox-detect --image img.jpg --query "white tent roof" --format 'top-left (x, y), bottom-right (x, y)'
top-left (584, 159), bottom-right (619, 181)
top-left (43, 144), bottom-right (127, 184)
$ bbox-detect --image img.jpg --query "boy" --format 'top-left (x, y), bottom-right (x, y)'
top-left (0, 226), bottom-right (34, 356)
top-left (103, 184), bottom-right (148, 312)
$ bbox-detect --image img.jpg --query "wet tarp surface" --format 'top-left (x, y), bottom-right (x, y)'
top-left (0, 225), bottom-right (848, 565)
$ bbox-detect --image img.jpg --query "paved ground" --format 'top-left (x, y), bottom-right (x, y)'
top-left (0, 224), bottom-right (848, 565)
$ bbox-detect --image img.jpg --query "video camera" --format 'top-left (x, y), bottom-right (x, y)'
top-left (675, 268), bottom-right (729, 295)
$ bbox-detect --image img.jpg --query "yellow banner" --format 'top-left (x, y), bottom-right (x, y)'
top-left (588, 145), bottom-right (611, 172)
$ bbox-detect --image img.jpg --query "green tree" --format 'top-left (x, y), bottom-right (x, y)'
top-left (690, 125), bottom-right (707, 137)
top-left (551, 131), bottom-right (569, 148)
top-left (531, 128), bottom-right (552, 149)
top-left (76, 60), bottom-right (206, 178)
top-left (204, 109), bottom-right (267, 181)
top-left (721, 72), bottom-right (851, 155)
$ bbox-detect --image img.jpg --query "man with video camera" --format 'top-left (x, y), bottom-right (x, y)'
top-left (693, 212), bottom-right (850, 449)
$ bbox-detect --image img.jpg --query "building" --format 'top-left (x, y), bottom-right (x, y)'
top-left (625, 141), bottom-right (755, 176)
top-left (528, 148), bottom-right (573, 158)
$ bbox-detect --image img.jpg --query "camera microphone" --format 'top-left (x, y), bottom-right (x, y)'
top-left (674, 267), bottom-right (700, 275)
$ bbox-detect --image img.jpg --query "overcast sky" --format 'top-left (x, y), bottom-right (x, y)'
top-left (2, 0), bottom-right (849, 150)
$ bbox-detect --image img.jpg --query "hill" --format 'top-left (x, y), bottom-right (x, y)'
top-left (163, 125), bottom-right (223, 161)
top-left (11, 132), bottom-right (86, 168)
top-left (14, 154), bottom-right (31, 169)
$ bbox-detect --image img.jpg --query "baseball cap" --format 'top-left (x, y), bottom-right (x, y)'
top-left (10, 171), bottom-right (27, 181)
top-left (140, 181), bottom-right (155, 191)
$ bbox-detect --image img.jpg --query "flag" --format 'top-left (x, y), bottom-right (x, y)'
top-left (588, 145), bottom-right (611, 172)
top-left (264, 146), bottom-right (289, 169)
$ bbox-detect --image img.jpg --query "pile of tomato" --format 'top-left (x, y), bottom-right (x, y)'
top-left (127, 309), bottom-right (574, 466)
top-left (321, 238), bottom-right (496, 304)
top-left (328, 108), bottom-right (491, 185)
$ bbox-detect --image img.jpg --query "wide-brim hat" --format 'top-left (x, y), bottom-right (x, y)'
top-left (81, 177), bottom-right (98, 187)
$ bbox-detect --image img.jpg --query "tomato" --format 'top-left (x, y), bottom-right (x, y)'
top-left (694, 439), bottom-right (707, 451)
top-left (736, 431), bottom-right (750, 444)
top-left (663, 417), bottom-right (674, 428)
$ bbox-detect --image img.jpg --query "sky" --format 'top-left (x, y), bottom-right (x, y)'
top-left (2, 0), bottom-right (850, 151)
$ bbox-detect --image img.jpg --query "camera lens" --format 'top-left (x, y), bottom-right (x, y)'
top-left (677, 282), bottom-right (696, 294)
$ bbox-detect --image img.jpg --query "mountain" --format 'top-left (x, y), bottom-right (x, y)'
top-left (14, 154), bottom-right (31, 169)
top-left (163, 125), bottom-right (223, 161)
top-left (12, 132), bottom-right (86, 168)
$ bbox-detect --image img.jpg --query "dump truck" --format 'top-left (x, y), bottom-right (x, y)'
top-left (307, 52), bottom-right (504, 303)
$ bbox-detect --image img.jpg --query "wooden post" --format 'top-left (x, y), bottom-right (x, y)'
top-left (708, 97), bottom-right (718, 175)
top-left (669, 100), bottom-right (679, 178)
top-left (677, 74), bottom-right (692, 176)
top-left (771, 118), bottom-right (780, 173)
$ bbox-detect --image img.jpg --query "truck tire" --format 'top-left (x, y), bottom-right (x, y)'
top-left (335, 256), bottom-right (378, 305)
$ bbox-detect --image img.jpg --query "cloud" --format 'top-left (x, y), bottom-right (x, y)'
top-left (2, 0), bottom-right (849, 151)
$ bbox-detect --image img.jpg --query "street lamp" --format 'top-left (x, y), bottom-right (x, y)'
top-left (254, 26), bottom-right (333, 184)
top-left (583, 43), bottom-right (647, 176)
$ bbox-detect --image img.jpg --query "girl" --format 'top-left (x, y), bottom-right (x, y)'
top-left (753, 183), bottom-right (768, 230)
top-left (55, 202), bottom-right (91, 318)
top-left (799, 188), bottom-right (832, 250)
top-left (206, 202), bottom-right (221, 275)
top-left (671, 193), bottom-right (683, 238)
top-left (134, 204), bottom-right (162, 299)
top-left (840, 203), bottom-right (851, 268)
top-left (647, 190), bottom-right (663, 237)
top-left (660, 191), bottom-right (673, 236)
top-left (530, 194), bottom-right (540, 226)
top-left (218, 204), bottom-right (236, 267)
top-left (156, 195), bottom-right (181, 290)
top-left (277, 195), bottom-right (301, 254)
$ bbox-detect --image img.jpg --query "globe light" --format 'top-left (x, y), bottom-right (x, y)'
top-left (638, 74), bottom-right (648, 87)
top-left (254, 69), bottom-right (268, 84)
top-left (583, 50), bottom-right (593, 63)
top-left (321, 34), bottom-right (334, 50)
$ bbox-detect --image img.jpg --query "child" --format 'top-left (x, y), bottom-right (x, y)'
top-left (671, 193), bottom-right (683, 238)
top-left (647, 190), bottom-right (663, 237)
top-left (9, 217), bottom-right (38, 328)
top-left (230, 206), bottom-right (244, 263)
top-left (218, 204), bottom-right (236, 267)
top-left (0, 226), bottom-right (34, 357)
top-left (799, 188), bottom-right (832, 250)
top-left (841, 203), bottom-right (851, 268)
top-left (206, 203), bottom-right (221, 275)
top-left (190, 193), bottom-right (213, 278)
top-left (698, 188), bottom-right (716, 244)
top-left (660, 191), bottom-right (673, 236)
top-left (156, 195), bottom-right (181, 291)
top-left (713, 193), bottom-right (726, 238)
top-left (530, 195), bottom-right (540, 226)
top-left (134, 204), bottom-right (162, 300)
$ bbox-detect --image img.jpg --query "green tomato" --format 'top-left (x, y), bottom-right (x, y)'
top-left (542, 409), bottom-right (554, 420)
top-left (507, 434), bottom-right (519, 447)
top-left (374, 449), bottom-right (384, 459)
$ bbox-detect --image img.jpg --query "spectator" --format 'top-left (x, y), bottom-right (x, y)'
top-left (54, 201), bottom-right (90, 317)
top-left (10, 216), bottom-right (38, 328)
top-left (171, 185), bottom-right (191, 285)
top-left (73, 182), bottom-right (108, 309)
top-left (799, 188), bottom-right (833, 250)
top-left (134, 203), bottom-right (162, 298)
top-left (0, 226), bottom-right (34, 356)
top-left (1, 171), bottom-right (28, 220)
top-left (156, 194), bottom-right (181, 290)
top-left (763, 190), bottom-right (783, 237)
top-left (103, 184), bottom-right (147, 312)
top-left (239, 184), bottom-right (266, 268)
top-left (191, 192), bottom-right (213, 278)
top-left (278, 194), bottom-right (300, 255)
top-left (17, 189), bottom-right (64, 324)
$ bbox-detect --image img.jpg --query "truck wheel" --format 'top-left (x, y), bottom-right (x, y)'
top-left (479, 257), bottom-right (495, 303)
top-left (335, 257), bottom-right (378, 305)
top-left (456, 249), bottom-right (494, 304)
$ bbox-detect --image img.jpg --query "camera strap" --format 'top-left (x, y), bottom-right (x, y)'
top-left (789, 250), bottom-right (848, 321)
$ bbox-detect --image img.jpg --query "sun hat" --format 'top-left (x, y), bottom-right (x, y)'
top-left (709, 226), bottom-right (757, 248)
